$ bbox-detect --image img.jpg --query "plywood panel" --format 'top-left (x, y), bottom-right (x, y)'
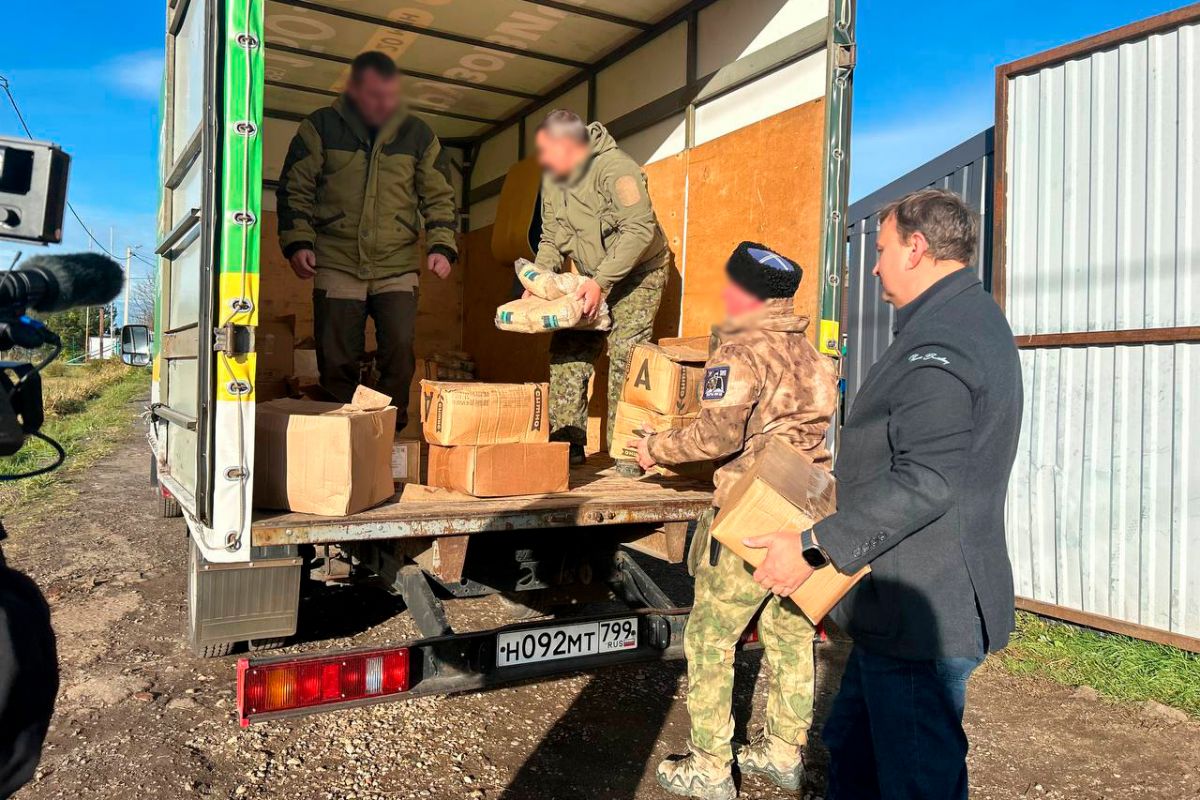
top-left (644, 152), bottom-right (688, 341)
top-left (681, 99), bottom-right (825, 341)
top-left (258, 210), bottom-right (463, 356)
top-left (461, 225), bottom-right (552, 384)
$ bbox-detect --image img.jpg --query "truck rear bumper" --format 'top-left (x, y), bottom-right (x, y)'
top-left (236, 608), bottom-right (691, 726)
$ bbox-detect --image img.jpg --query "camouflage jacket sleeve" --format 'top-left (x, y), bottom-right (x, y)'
top-left (647, 343), bottom-right (761, 465)
top-left (534, 178), bottom-right (564, 273)
top-left (592, 157), bottom-right (657, 292)
top-left (276, 117), bottom-right (325, 259)
top-left (417, 135), bottom-right (459, 261)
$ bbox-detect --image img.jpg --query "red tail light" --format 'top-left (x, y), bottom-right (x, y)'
top-left (237, 648), bottom-right (409, 726)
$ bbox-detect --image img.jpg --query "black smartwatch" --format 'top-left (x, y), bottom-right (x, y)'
top-left (801, 528), bottom-right (829, 568)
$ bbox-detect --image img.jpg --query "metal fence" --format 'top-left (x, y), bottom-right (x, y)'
top-left (842, 128), bottom-right (994, 406)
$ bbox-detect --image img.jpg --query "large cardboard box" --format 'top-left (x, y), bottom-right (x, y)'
top-left (392, 437), bottom-right (422, 486)
top-left (427, 443), bottom-right (569, 497)
top-left (254, 386), bottom-right (397, 516)
top-left (420, 381), bottom-right (550, 446)
top-left (256, 317), bottom-right (295, 401)
top-left (710, 437), bottom-right (869, 624)
top-left (621, 342), bottom-right (707, 416)
top-left (609, 400), bottom-right (695, 461)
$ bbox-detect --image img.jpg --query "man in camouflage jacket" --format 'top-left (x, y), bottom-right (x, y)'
top-left (532, 110), bottom-right (671, 462)
top-left (634, 242), bottom-right (838, 800)
top-left (276, 51), bottom-right (457, 425)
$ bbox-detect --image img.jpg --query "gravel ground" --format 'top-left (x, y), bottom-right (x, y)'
top-left (4, 400), bottom-right (1199, 799)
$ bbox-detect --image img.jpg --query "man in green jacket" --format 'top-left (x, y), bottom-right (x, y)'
top-left (276, 51), bottom-right (457, 426)
top-left (533, 110), bottom-right (671, 463)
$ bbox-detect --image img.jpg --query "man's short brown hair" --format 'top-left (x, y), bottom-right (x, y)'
top-left (879, 188), bottom-right (979, 266)
top-left (536, 109), bottom-right (588, 144)
top-left (350, 51), bottom-right (398, 81)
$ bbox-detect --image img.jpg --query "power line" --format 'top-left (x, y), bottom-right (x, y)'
top-left (1, 74), bottom-right (152, 262)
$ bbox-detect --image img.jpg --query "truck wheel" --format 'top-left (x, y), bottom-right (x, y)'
top-left (187, 540), bottom-right (236, 658)
top-left (151, 456), bottom-right (183, 518)
top-left (248, 637), bottom-right (288, 652)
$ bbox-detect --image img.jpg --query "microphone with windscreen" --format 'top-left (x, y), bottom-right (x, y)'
top-left (0, 253), bottom-right (125, 313)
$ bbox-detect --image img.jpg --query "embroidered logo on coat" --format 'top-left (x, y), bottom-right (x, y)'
top-left (703, 366), bottom-right (730, 400)
top-left (908, 352), bottom-right (950, 366)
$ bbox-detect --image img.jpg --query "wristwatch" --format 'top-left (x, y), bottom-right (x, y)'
top-left (801, 528), bottom-right (829, 568)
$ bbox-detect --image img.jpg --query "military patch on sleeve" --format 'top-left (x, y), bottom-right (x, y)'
top-left (614, 174), bottom-right (642, 207)
top-left (703, 366), bottom-right (730, 400)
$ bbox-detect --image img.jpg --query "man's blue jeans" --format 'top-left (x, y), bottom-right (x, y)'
top-left (822, 639), bottom-right (985, 800)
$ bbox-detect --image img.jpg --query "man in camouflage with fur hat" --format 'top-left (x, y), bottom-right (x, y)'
top-left (632, 242), bottom-right (838, 800)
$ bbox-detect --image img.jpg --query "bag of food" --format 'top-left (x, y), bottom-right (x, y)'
top-left (515, 258), bottom-right (585, 300)
top-left (495, 295), bottom-right (612, 333)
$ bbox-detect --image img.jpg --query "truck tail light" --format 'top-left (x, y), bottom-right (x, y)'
top-left (237, 648), bottom-right (409, 726)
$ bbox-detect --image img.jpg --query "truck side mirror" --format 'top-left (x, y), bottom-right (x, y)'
top-left (120, 324), bottom-right (152, 367)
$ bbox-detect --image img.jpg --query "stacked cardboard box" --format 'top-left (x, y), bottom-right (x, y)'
top-left (421, 381), bottom-right (568, 497)
top-left (608, 341), bottom-right (708, 465)
top-left (254, 386), bottom-right (398, 516)
top-left (710, 437), bottom-right (869, 624)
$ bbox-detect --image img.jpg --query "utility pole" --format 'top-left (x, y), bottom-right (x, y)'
top-left (124, 246), bottom-right (132, 331)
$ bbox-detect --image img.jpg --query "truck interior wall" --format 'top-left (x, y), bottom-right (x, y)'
top-left (459, 98), bottom-right (825, 450)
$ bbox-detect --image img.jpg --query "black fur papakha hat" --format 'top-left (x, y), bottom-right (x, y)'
top-left (725, 241), bottom-right (803, 300)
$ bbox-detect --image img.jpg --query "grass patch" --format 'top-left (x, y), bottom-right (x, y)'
top-left (0, 364), bottom-right (150, 514)
top-left (1000, 611), bottom-right (1200, 717)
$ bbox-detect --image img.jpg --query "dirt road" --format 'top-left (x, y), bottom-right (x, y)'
top-left (5, 401), bottom-right (1199, 799)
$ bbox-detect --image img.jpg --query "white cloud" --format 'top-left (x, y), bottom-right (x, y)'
top-left (106, 51), bottom-right (164, 101)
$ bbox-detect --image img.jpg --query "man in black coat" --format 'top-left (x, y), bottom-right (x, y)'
top-left (745, 188), bottom-right (1022, 799)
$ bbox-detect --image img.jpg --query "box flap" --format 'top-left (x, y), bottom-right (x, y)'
top-left (351, 384), bottom-right (393, 410)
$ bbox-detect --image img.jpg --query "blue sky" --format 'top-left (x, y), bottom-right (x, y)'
top-left (0, 0), bottom-right (1180, 299)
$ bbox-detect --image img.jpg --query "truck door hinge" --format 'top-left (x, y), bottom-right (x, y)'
top-left (213, 323), bottom-right (255, 357)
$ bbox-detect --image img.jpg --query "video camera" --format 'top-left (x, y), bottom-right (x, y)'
top-left (1, 135), bottom-right (124, 477)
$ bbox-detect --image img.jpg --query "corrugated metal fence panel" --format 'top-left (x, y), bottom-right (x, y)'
top-left (1006, 342), bottom-right (1200, 637)
top-left (1004, 21), bottom-right (1200, 337)
top-left (843, 129), bottom-right (994, 406)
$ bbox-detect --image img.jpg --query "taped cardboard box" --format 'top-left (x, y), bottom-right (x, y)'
top-left (254, 386), bottom-right (397, 516)
top-left (609, 400), bottom-right (695, 461)
top-left (392, 437), bottom-right (422, 486)
top-left (256, 317), bottom-right (295, 401)
top-left (428, 442), bottom-right (569, 497)
top-left (622, 342), bottom-right (707, 416)
top-left (710, 437), bottom-right (869, 624)
top-left (421, 380), bottom-right (550, 446)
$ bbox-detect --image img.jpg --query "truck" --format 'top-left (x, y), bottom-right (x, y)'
top-left (128, 0), bottom-right (854, 725)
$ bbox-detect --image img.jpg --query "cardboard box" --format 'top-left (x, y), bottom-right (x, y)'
top-left (608, 400), bottom-right (695, 461)
top-left (621, 342), bottom-right (707, 416)
top-left (608, 401), bottom-right (713, 482)
top-left (710, 437), bottom-right (869, 624)
top-left (256, 318), bottom-right (295, 401)
top-left (427, 443), bottom-right (569, 497)
top-left (416, 357), bottom-right (473, 382)
top-left (254, 386), bottom-right (397, 516)
top-left (293, 348), bottom-right (319, 384)
top-left (420, 381), bottom-right (550, 446)
top-left (392, 437), bottom-right (422, 486)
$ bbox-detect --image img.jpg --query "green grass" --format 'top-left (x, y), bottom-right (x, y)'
top-left (0, 366), bottom-right (150, 515)
top-left (999, 611), bottom-right (1200, 717)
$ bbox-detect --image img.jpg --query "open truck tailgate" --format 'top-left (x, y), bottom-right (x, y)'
top-left (251, 456), bottom-right (713, 547)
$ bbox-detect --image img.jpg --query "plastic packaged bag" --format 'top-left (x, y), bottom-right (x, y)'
top-left (497, 259), bottom-right (612, 333)
top-left (495, 295), bottom-right (611, 333)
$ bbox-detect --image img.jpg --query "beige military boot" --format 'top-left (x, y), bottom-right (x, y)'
top-left (655, 748), bottom-right (736, 800)
top-left (735, 732), bottom-right (804, 791)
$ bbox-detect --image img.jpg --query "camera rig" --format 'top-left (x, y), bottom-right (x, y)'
top-left (1, 135), bottom-right (71, 478)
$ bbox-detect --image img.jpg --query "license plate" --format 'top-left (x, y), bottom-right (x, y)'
top-left (495, 618), bottom-right (638, 667)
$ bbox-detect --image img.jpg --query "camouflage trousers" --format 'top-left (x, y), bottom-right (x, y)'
top-left (549, 266), bottom-right (665, 447)
top-left (684, 511), bottom-right (817, 765)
